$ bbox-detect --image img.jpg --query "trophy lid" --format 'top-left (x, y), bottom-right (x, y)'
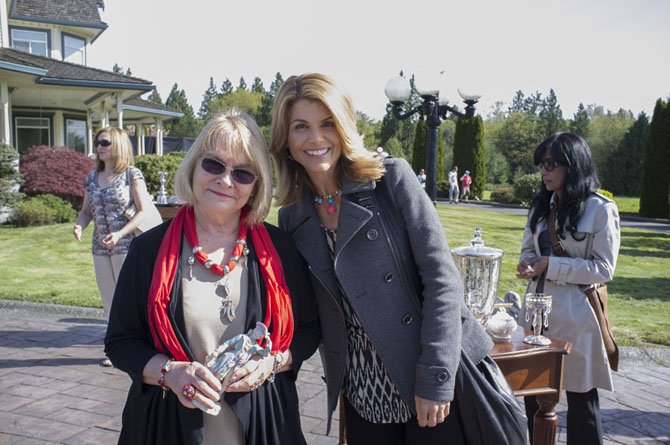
top-left (451, 227), bottom-right (503, 259)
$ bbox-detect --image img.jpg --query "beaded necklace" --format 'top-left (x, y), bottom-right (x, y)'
top-left (186, 221), bottom-right (249, 322)
top-left (313, 190), bottom-right (341, 215)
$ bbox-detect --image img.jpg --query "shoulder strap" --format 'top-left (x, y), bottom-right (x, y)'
top-left (547, 208), bottom-right (569, 257)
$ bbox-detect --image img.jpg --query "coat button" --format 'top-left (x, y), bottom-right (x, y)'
top-left (437, 371), bottom-right (449, 382)
top-left (401, 314), bottom-right (413, 325)
top-left (367, 229), bottom-right (378, 240)
top-left (384, 273), bottom-right (393, 283)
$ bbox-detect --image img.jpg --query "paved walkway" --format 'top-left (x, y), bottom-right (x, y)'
top-left (1, 300), bottom-right (669, 444)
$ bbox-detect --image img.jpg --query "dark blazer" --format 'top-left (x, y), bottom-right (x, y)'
top-left (279, 157), bottom-right (492, 431)
top-left (104, 220), bottom-right (320, 445)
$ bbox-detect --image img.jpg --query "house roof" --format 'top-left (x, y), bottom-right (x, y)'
top-left (0, 47), bottom-right (152, 90)
top-left (10, 0), bottom-right (107, 29)
top-left (125, 98), bottom-right (184, 118)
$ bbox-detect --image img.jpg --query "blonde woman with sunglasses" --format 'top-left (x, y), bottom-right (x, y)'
top-left (73, 127), bottom-right (152, 366)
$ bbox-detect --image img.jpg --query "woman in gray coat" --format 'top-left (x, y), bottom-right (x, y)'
top-left (270, 73), bottom-right (493, 444)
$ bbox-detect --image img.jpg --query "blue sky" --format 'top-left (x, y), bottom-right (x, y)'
top-left (89, 0), bottom-right (670, 120)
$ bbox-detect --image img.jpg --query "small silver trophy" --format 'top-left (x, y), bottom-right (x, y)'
top-left (523, 293), bottom-right (553, 346)
top-left (156, 171), bottom-right (169, 205)
top-left (192, 322), bottom-right (272, 416)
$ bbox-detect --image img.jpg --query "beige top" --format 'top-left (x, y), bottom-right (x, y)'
top-left (180, 238), bottom-right (248, 445)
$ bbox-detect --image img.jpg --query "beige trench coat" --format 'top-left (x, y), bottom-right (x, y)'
top-left (519, 193), bottom-right (620, 392)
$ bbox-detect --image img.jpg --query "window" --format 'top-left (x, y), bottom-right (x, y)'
top-left (66, 118), bottom-right (87, 153)
top-left (15, 117), bottom-right (51, 154)
top-left (10, 28), bottom-right (48, 57)
top-left (63, 34), bottom-right (86, 65)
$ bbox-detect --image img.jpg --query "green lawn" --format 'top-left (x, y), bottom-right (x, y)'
top-left (1, 203), bottom-right (668, 346)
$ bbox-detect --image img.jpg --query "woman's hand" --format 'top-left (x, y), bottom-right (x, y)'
top-left (100, 232), bottom-right (122, 249)
top-left (415, 396), bottom-right (450, 427)
top-left (166, 361), bottom-right (222, 410)
top-left (73, 225), bottom-right (83, 241)
top-left (516, 256), bottom-right (548, 279)
top-left (225, 354), bottom-right (274, 393)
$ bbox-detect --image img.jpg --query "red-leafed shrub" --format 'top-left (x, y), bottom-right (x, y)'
top-left (20, 146), bottom-right (95, 209)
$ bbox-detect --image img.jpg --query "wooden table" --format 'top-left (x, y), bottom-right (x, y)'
top-left (491, 327), bottom-right (572, 445)
top-left (156, 204), bottom-right (182, 221)
top-left (337, 327), bottom-right (571, 445)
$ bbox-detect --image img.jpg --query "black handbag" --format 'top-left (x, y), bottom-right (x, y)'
top-left (455, 350), bottom-right (528, 445)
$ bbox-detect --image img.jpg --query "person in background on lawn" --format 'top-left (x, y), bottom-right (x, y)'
top-left (417, 168), bottom-right (426, 189)
top-left (73, 127), bottom-right (152, 367)
top-left (460, 170), bottom-right (472, 202)
top-left (448, 166), bottom-right (459, 203)
top-left (104, 109), bottom-right (319, 444)
top-left (516, 132), bottom-right (620, 445)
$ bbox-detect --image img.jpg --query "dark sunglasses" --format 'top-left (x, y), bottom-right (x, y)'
top-left (200, 157), bottom-right (257, 185)
top-left (94, 139), bottom-right (112, 148)
top-left (537, 158), bottom-right (563, 172)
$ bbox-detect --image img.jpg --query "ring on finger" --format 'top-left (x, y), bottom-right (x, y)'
top-left (182, 383), bottom-right (196, 399)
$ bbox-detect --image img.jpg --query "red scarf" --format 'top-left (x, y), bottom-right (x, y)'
top-left (147, 205), bottom-right (294, 361)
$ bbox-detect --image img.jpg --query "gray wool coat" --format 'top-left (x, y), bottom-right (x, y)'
top-left (279, 157), bottom-right (492, 430)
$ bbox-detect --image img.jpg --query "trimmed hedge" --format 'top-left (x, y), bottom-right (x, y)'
top-left (11, 194), bottom-right (76, 227)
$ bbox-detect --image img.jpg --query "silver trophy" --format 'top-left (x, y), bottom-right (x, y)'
top-left (156, 171), bottom-right (169, 205)
top-left (452, 228), bottom-right (504, 325)
top-left (192, 322), bottom-right (272, 416)
top-left (523, 293), bottom-right (553, 346)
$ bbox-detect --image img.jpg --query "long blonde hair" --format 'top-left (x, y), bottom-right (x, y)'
top-left (174, 109), bottom-right (272, 225)
top-left (270, 73), bottom-right (384, 206)
top-left (94, 127), bottom-right (134, 173)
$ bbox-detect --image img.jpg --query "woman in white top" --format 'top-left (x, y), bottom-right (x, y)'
top-left (517, 132), bottom-right (620, 445)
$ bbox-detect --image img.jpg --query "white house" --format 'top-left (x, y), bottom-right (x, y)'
top-left (0, 0), bottom-right (182, 156)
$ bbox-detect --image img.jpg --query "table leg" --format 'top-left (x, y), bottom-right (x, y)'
top-left (533, 393), bottom-right (560, 445)
top-left (339, 393), bottom-right (347, 445)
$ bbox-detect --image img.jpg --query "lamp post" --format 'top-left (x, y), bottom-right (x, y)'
top-left (384, 75), bottom-right (480, 204)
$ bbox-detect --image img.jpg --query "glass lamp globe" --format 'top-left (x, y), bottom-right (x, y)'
top-left (385, 76), bottom-right (411, 102)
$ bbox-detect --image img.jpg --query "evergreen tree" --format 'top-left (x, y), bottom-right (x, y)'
top-left (379, 103), bottom-right (400, 147)
top-left (453, 116), bottom-right (486, 199)
top-left (411, 118), bottom-right (427, 174)
top-left (604, 112), bottom-right (649, 196)
top-left (198, 77), bottom-right (219, 121)
top-left (147, 88), bottom-right (163, 105)
top-left (237, 77), bottom-right (247, 91)
top-left (220, 78), bottom-right (233, 97)
top-left (570, 103), bottom-right (590, 138)
top-left (256, 72), bottom-right (284, 127)
top-left (0, 143), bottom-right (23, 207)
top-left (640, 98), bottom-right (670, 218)
top-left (509, 90), bottom-right (526, 113)
top-left (112, 63), bottom-right (122, 74)
top-left (538, 89), bottom-right (564, 138)
top-left (523, 91), bottom-right (543, 115)
top-left (251, 77), bottom-right (265, 94)
top-left (125, 67), bottom-right (132, 77)
top-left (165, 83), bottom-right (199, 137)
top-left (384, 137), bottom-right (404, 158)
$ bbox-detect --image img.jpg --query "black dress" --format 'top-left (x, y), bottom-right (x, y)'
top-left (104, 221), bottom-right (320, 445)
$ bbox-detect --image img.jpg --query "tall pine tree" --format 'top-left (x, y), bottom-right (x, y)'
top-left (453, 116), bottom-right (486, 199)
top-left (198, 77), bottom-right (218, 121)
top-left (570, 103), bottom-right (590, 138)
top-left (538, 89), bottom-right (564, 138)
top-left (640, 98), bottom-right (670, 218)
top-left (165, 83), bottom-right (199, 137)
top-left (220, 78), bottom-right (233, 97)
top-left (604, 112), bottom-right (649, 196)
top-left (411, 118), bottom-right (427, 174)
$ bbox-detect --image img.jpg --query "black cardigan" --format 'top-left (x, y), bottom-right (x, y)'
top-left (104, 220), bottom-right (320, 445)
